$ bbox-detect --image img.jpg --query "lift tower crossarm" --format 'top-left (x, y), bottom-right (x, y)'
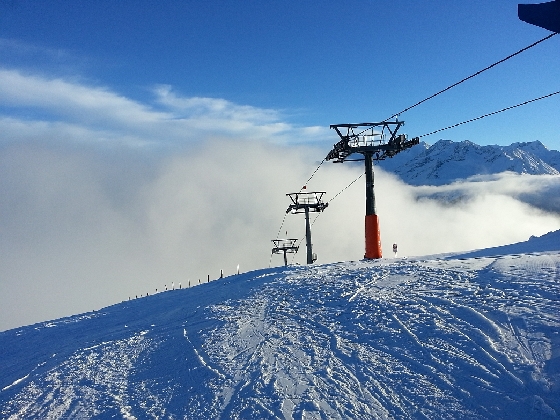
top-left (286, 191), bottom-right (328, 214)
top-left (272, 238), bottom-right (299, 266)
top-left (327, 122), bottom-right (419, 163)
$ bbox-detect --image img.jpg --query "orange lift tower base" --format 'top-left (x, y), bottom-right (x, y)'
top-left (364, 150), bottom-right (382, 258)
top-left (326, 121), bottom-right (419, 259)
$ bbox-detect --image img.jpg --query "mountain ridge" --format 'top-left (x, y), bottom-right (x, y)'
top-left (378, 139), bottom-right (560, 185)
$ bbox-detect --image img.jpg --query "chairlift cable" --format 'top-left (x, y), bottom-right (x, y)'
top-left (327, 173), bottom-right (365, 205)
top-left (284, 34), bottom-right (556, 235)
top-left (274, 212), bottom-right (288, 240)
top-left (300, 158), bottom-right (327, 191)
top-left (312, 171), bottom-right (365, 228)
top-left (384, 33), bottom-right (557, 122)
top-left (418, 90), bottom-right (560, 138)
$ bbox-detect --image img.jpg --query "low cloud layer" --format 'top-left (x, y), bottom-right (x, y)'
top-left (1, 68), bottom-right (559, 332)
top-left (1, 140), bottom-right (559, 332)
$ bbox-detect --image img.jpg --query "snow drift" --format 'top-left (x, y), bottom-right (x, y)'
top-left (1, 231), bottom-right (559, 419)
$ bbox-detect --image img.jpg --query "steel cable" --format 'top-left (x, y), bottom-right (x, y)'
top-left (418, 90), bottom-right (560, 138)
top-left (384, 33), bottom-right (557, 121)
top-left (300, 158), bottom-right (326, 192)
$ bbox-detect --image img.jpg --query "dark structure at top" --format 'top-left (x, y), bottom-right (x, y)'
top-left (327, 121), bottom-right (419, 163)
top-left (519, 0), bottom-right (560, 33)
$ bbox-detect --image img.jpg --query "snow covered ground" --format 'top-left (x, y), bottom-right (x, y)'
top-left (1, 231), bottom-right (559, 419)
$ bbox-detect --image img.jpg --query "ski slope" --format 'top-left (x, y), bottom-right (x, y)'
top-left (1, 231), bottom-right (559, 419)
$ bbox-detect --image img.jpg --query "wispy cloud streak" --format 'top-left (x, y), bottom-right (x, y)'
top-left (0, 69), bottom-right (328, 147)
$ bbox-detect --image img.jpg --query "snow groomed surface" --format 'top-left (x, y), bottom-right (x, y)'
top-left (1, 232), bottom-right (559, 419)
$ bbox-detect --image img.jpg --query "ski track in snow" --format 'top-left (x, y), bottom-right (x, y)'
top-left (0, 249), bottom-right (559, 419)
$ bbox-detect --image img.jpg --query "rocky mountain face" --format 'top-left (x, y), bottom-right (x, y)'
top-left (378, 140), bottom-right (560, 185)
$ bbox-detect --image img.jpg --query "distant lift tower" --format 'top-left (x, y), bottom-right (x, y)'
top-left (271, 238), bottom-right (299, 266)
top-left (326, 121), bottom-right (419, 259)
top-left (286, 192), bottom-right (328, 264)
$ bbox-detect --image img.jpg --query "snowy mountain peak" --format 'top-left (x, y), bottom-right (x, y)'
top-left (509, 139), bottom-right (545, 150)
top-left (379, 139), bottom-right (560, 185)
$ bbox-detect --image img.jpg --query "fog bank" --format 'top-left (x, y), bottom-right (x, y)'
top-left (1, 140), bottom-right (559, 331)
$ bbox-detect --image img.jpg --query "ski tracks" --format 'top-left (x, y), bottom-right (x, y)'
top-left (2, 252), bottom-right (558, 419)
top-left (1, 331), bottom-right (153, 419)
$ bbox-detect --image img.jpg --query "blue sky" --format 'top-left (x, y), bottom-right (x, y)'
top-left (0, 0), bottom-right (558, 150)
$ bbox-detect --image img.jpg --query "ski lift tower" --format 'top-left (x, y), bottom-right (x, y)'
top-left (271, 238), bottom-right (299, 266)
top-left (326, 121), bottom-right (419, 259)
top-left (286, 191), bottom-right (328, 264)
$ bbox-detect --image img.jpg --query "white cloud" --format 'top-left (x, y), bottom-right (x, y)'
top-left (0, 116), bottom-right (154, 148)
top-left (1, 139), bottom-right (559, 332)
top-left (372, 171), bottom-right (560, 256)
top-left (0, 69), bottom-right (164, 126)
top-left (154, 85), bottom-right (280, 122)
top-left (0, 69), bottom-right (328, 147)
top-left (0, 67), bottom-right (558, 332)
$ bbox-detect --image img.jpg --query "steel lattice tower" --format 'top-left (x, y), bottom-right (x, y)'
top-left (286, 191), bottom-right (328, 264)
